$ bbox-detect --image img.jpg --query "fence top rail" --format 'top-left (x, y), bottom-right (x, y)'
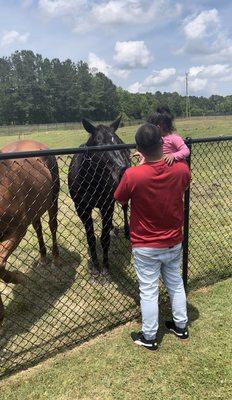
top-left (0, 135), bottom-right (231, 160)
top-left (0, 143), bottom-right (136, 160)
top-left (186, 135), bottom-right (232, 144)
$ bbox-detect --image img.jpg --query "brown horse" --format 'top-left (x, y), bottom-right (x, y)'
top-left (0, 140), bottom-right (60, 332)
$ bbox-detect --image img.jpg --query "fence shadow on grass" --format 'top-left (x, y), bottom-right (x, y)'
top-left (109, 228), bottom-right (139, 305)
top-left (0, 246), bottom-right (80, 369)
top-left (187, 266), bottom-right (231, 292)
top-left (86, 228), bottom-right (139, 305)
top-left (0, 233), bottom-right (140, 377)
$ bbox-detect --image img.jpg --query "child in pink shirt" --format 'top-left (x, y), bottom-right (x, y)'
top-left (135, 107), bottom-right (189, 165)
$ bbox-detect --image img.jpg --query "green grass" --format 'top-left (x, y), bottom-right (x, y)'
top-left (0, 278), bottom-right (231, 400)
top-left (0, 116), bottom-right (231, 378)
top-left (0, 116), bottom-right (231, 149)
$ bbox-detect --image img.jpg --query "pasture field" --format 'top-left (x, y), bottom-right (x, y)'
top-left (0, 116), bottom-right (231, 149)
top-left (0, 278), bottom-right (231, 400)
top-left (0, 116), bottom-right (231, 378)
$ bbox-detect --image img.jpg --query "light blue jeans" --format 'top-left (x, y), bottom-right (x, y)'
top-left (133, 243), bottom-right (188, 340)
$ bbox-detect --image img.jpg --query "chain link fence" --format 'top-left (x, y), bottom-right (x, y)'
top-left (185, 136), bottom-right (231, 289)
top-left (0, 120), bottom-right (143, 137)
top-left (0, 137), bottom-right (231, 377)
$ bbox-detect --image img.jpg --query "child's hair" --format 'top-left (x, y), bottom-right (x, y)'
top-left (135, 123), bottom-right (162, 156)
top-left (156, 105), bottom-right (173, 117)
top-left (147, 105), bottom-right (174, 133)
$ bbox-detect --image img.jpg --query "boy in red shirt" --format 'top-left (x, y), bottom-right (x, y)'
top-left (114, 123), bottom-right (191, 350)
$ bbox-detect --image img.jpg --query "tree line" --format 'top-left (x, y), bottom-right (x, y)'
top-left (0, 50), bottom-right (231, 125)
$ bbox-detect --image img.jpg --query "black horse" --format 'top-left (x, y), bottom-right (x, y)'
top-left (68, 117), bottom-right (130, 276)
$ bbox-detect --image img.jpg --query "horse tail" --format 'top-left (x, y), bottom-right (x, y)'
top-left (44, 155), bottom-right (60, 203)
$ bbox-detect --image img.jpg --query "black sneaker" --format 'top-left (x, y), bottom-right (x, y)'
top-left (131, 331), bottom-right (158, 351)
top-left (165, 320), bottom-right (189, 340)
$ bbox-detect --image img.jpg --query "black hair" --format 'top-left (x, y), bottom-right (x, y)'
top-left (156, 105), bottom-right (173, 119)
top-left (135, 123), bottom-right (162, 156)
top-left (147, 105), bottom-right (174, 133)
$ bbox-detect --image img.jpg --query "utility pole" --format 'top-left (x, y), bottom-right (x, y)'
top-left (185, 72), bottom-right (191, 118)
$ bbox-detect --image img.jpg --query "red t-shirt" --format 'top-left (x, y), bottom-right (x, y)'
top-left (114, 160), bottom-right (191, 248)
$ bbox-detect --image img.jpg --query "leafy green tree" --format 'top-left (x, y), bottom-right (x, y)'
top-left (91, 72), bottom-right (119, 120)
top-left (0, 50), bottom-right (231, 125)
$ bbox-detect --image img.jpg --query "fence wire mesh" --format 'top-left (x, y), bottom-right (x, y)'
top-left (0, 147), bottom-right (138, 377)
top-left (0, 137), bottom-right (231, 377)
top-left (187, 138), bottom-right (232, 289)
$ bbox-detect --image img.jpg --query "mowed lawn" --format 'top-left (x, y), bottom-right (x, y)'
top-left (0, 117), bottom-right (231, 392)
top-left (0, 116), bottom-right (231, 149)
top-left (0, 278), bottom-right (231, 400)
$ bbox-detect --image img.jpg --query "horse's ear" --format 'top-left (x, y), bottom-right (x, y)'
top-left (110, 115), bottom-right (122, 132)
top-left (82, 119), bottom-right (96, 135)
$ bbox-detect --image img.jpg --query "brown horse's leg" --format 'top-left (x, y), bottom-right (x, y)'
top-left (0, 233), bottom-right (26, 328)
top-left (32, 218), bottom-right (47, 265)
top-left (0, 233), bottom-right (26, 285)
top-left (48, 201), bottom-right (59, 265)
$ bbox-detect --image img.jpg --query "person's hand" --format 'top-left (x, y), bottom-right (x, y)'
top-left (132, 151), bottom-right (145, 165)
top-left (163, 154), bottom-right (175, 165)
top-left (132, 151), bottom-right (141, 158)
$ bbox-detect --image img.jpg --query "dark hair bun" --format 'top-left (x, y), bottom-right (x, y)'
top-left (156, 105), bottom-right (174, 120)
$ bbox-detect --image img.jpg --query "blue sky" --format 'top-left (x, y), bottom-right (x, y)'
top-left (0, 0), bottom-right (232, 96)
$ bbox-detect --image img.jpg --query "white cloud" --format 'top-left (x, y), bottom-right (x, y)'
top-left (113, 41), bottom-right (152, 69)
top-left (92, 0), bottom-right (135, 25)
top-left (88, 52), bottom-right (110, 77)
top-left (188, 63), bottom-right (232, 88)
top-left (170, 75), bottom-right (185, 93)
top-left (89, 44), bottom-right (156, 79)
top-left (85, 1), bottom-right (181, 33)
top-left (127, 67), bottom-right (176, 93)
top-left (210, 33), bottom-right (232, 63)
top-left (183, 9), bottom-right (219, 39)
top-left (144, 68), bottom-right (176, 86)
top-left (178, 36), bottom-right (232, 64)
top-left (38, 0), bottom-right (182, 34)
top-left (177, 8), bottom-right (232, 64)
top-left (172, 62), bottom-right (232, 95)
top-left (1, 30), bottom-right (30, 47)
top-left (127, 81), bottom-right (142, 93)
top-left (39, 0), bottom-right (85, 17)
top-left (92, 0), bottom-right (173, 25)
top-left (170, 75), bottom-right (209, 94)
top-left (189, 64), bottom-right (232, 78)
top-left (189, 78), bottom-right (208, 92)
top-left (128, 62), bottom-right (232, 95)
top-left (88, 52), bottom-right (129, 80)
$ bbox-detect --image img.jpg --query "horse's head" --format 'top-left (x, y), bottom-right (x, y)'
top-left (82, 116), bottom-right (130, 182)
